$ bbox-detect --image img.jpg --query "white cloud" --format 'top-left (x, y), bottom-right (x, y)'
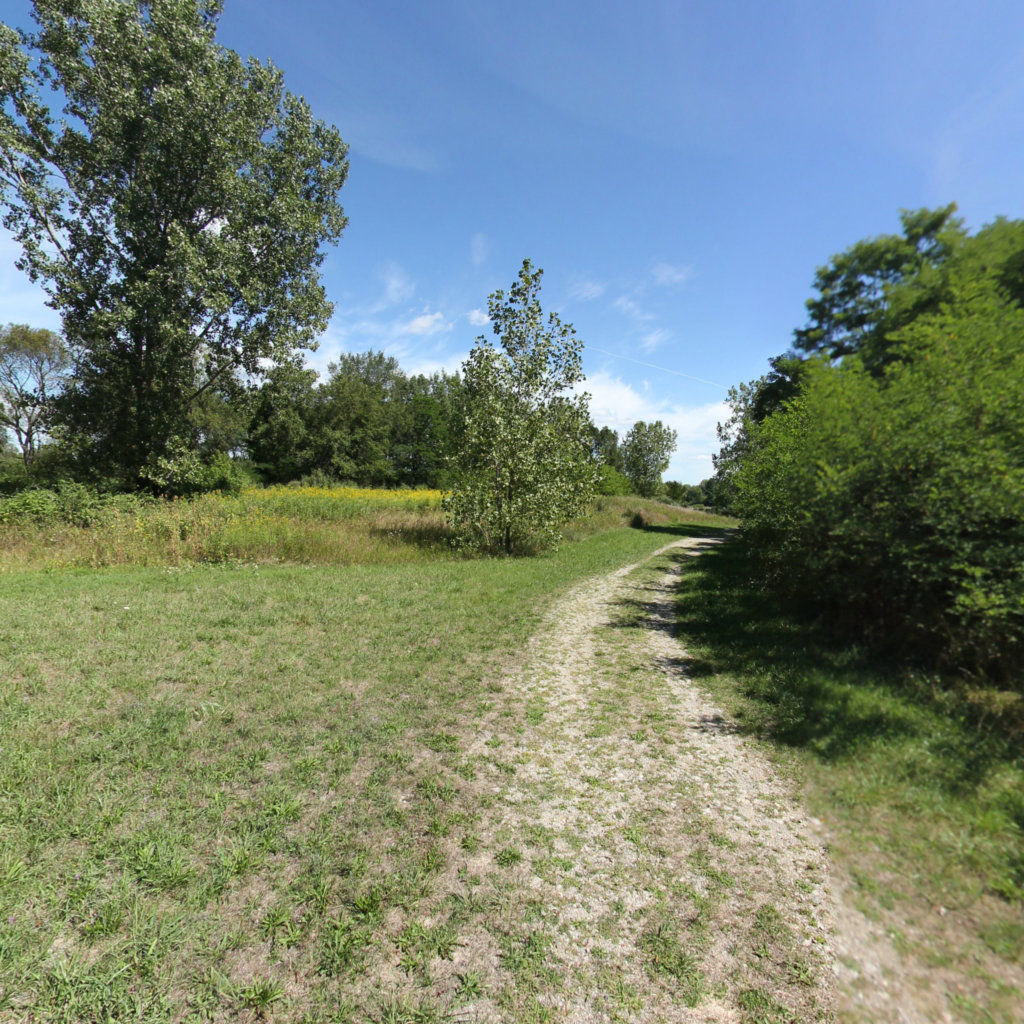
top-left (402, 310), bottom-right (450, 335)
top-left (467, 308), bottom-right (490, 327)
top-left (318, 304), bottom-right (453, 371)
top-left (583, 369), bottom-right (728, 484)
top-left (570, 277), bottom-right (606, 301)
top-left (312, 315), bottom-right (468, 384)
top-left (471, 232), bottom-right (488, 267)
top-left (640, 328), bottom-right (671, 352)
top-left (302, 325), bottom-right (345, 379)
top-left (583, 371), bottom-right (658, 433)
top-left (403, 350), bottom-right (469, 378)
top-left (354, 262), bottom-right (416, 315)
top-left (652, 261), bottom-right (693, 287)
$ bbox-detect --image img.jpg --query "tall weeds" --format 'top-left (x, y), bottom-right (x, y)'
top-left (0, 486), bottom-right (448, 570)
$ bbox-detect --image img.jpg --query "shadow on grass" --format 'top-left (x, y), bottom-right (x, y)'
top-left (654, 536), bottom-right (1024, 903)
top-left (668, 538), bottom-right (1022, 769)
top-left (368, 522), bottom-right (455, 551)
top-left (633, 522), bottom-right (737, 539)
top-left (370, 515), bottom-right (734, 556)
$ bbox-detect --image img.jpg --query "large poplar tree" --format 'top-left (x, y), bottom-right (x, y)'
top-left (0, 0), bottom-right (348, 486)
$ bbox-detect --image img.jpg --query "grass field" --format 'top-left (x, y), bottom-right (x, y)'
top-left (0, 496), bottom-right (732, 1022)
top-left (672, 538), bottom-right (1024, 1023)
top-left (7, 490), bottom-right (1017, 1021)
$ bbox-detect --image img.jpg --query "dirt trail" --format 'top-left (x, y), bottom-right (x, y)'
top-left (437, 538), bottom-right (838, 1021)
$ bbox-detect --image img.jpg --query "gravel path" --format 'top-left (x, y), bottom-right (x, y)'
top-left (443, 537), bottom-right (838, 1021)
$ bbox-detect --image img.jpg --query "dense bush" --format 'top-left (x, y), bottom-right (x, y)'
top-left (596, 464), bottom-right (632, 496)
top-left (198, 453), bottom-right (261, 494)
top-left (734, 284), bottom-right (1024, 681)
top-left (0, 482), bottom-right (151, 526)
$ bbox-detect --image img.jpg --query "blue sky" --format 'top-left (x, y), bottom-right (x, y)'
top-left (2, 1), bottom-right (1024, 481)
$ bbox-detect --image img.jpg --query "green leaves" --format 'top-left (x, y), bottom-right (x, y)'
top-left (622, 420), bottom-right (677, 498)
top-left (0, 1), bottom-right (348, 486)
top-left (445, 260), bottom-right (598, 554)
top-left (734, 280), bottom-right (1024, 680)
top-left (0, 323), bottom-right (69, 469)
top-left (793, 204), bottom-right (964, 366)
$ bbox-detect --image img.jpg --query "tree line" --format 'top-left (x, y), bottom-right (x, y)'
top-left (1, 312), bottom-right (684, 499)
top-left (713, 204), bottom-right (1024, 683)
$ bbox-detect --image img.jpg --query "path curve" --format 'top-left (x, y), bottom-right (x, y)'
top-left (439, 537), bottom-right (837, 1022)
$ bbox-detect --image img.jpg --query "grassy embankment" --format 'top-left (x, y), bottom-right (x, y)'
top-left (0, 489), bottom-right (733, 1022)
top-left (671, 536), bottom-right (1024, 1024)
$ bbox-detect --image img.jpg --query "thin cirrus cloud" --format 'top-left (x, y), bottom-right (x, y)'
top-left (584, 369), bottom-right (729, 482)
top-left (471, 232), bottom-right (488, 267)
top-left (569, 277), bottom-right (606, 301)
top-left (613, 294), bottom-right (653, 322)
top-left (930, 62), bottom-right (1024, 203)
top-left (381, 263), bottom-right (415, 304)
top-left (641, 328), bottom-right (671, 352)
top-left (651, 261), bottom-right (693, 287)
top-left (339, 104), bottom-right (444, 174)
top-left (359, 261), bottom-right (416, 314)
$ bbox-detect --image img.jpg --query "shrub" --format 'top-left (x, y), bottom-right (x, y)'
top-left (734, 285), bottom-right (1024, 682)
top-left (290, 468), bottom-right (346, 489)
top-left (596, 464), bottom-right (632, 496)
top-left (53, 480), bottom-right (102, 526)
top-left (199, 454), bottom-right (259, 494)
top-left (0, 487), bottom-right (60, 524)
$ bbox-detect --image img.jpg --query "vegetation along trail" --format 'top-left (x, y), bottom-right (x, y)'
top-left (420, 537), bottom-right (836, 1022)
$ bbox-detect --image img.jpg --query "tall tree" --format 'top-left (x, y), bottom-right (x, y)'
top-left (390, 372), bottom-right (462, 488)
top-left (794, 205), bottom-right (964, 370)
top-left (589, 424), bottom-right (624, 471)
top-left (621, 420), bottom-right (677, 498)
top-left (0, 0), bottom-right (347, 486)
top-left (445, 259), bottom-right (597, 554)
top-left (246, 361), bottom-right (319, 483)
top-left (319, 354), bottom-right (399, 485)
top-left (0, 323), bottom-right (70, 470)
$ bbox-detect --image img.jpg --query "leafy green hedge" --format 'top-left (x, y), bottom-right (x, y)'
top-left (734, 286), bottom-right (1024, 682)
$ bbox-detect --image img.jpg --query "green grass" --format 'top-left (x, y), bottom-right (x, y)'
top-left (672, 535), bottom-right (1024, 1020)
top-left (637, 922), bottom-right (707, 1006)
top-left (0, 501), bottom-right (729, 1021)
